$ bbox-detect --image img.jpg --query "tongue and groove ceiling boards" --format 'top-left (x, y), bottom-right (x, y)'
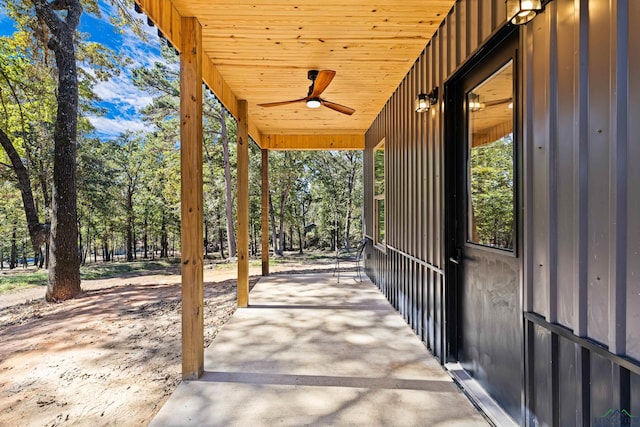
top-left (134, 0), bottom-right (454, 149)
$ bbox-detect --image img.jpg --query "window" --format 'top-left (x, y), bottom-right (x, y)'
top-left (467, 60), bottom-right (515, 250)
top-left (373, 139), bottom-right (385, 248)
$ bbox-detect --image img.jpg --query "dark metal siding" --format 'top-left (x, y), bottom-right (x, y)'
top-left (364, 0), bottom-right (508, 363)
top-left (364, 0), bottom-right (640, 423)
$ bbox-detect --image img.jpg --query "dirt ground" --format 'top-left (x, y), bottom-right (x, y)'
top-left (0, 258), bottom-right (334, 427)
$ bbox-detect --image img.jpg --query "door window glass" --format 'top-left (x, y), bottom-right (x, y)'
top-left (373, 139), bottom-right (385, 247)
top-left (466, 61), bottom-right (514, 250)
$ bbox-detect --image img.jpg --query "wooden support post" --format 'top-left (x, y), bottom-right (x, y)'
top-left (179, 16), bottom-right (203, 380)
top-left (237, 100), bottom-right (249, 307)
top-left (261, 149), bottom-right (270, 276)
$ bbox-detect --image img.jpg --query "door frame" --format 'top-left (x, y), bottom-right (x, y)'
top-left (443, 23), bottom-right (525, 414)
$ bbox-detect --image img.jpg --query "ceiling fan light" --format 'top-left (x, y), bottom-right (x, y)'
top-left (306, 98), bottom-right (321, 109)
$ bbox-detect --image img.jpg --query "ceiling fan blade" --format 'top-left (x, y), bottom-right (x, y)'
top-left (321, 99), bottom-right (355, 115)
top-left (257, 98), bottom-right (306, 107)
top-left (310, 70), bottom-right (336, 98)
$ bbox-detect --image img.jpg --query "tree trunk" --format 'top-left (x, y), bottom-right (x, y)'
top-left (204, 219), bottom-right (209, 258)
top-left (126, 188), bottom-right (134, 262)
top-left (297, 226), bottom-right (303, 254)
top-left (78, 219), bottom-right (83, 265)
top-left (277, 191), bottom-right (289, 256)
top-left (0, 129), bottom-right (50, 258)
top-left (268, 194), bottom-right (279, 255)
top-left (82, 223), bottom-right (90, 265)
top-left (10, 228), bottom-right (17, 269)
top-left (160, 216), bottom-right (168, 258)
top-left (343, 166), bottom-right (356, 249)
top-left (103, 238), bottom-right (110, 262)
top-left (143, 217), bottom-right (148, 259)
top-left (33, 0), bottom-right (82, 301)
top-left (220, 110), bottom-right (237, 257)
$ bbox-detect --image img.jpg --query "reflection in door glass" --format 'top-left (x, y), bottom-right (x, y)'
top-left (467, 61), bottom-right (514, 250)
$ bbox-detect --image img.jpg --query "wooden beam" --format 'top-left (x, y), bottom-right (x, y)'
top-left (261, 149), bottom-right (270, 276)
top-left (135, 0), bottom-right (183, 53)
top-left (237, 100), bottom-right (250, 307)
top-left (262, 134), bottom-right (365, 150)
top-left (179, 16), bottom-right (204, 380)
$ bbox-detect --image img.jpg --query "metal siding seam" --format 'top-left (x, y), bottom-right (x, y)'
top-left (608, 0), bottom-right (628, 356)
top-left (548, 1), bottom-right (559, 324)
top-left (574, 0), bottom-right (589, 338)
top-left (586, 0), bottom-right (611, 345)
top-left (523, 20), bottom-right (535, 314)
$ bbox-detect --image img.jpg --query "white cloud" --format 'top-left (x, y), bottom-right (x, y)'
top-left (98, 1), bottom-right (167, 69)
top-left (87, 116), bottom-right (152, 138)
top-left (93, 75), bottom-right (154, 110)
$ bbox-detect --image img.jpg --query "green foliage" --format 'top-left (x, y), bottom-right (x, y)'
top-left (0, 259), bottom-right (178, 294)
top-left (469, 135), bottom-right (514, 249)
top-left (0, 270), bottom-right (48, 293)
top-left (0, 0), bottom-right (364, 267)
top-left (79, 259), bottom-right (178, 280)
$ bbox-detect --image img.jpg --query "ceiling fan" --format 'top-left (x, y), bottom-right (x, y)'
top-left (257, 70), bottom-right (355, 115)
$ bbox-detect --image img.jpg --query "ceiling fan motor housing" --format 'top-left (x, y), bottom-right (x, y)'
top-left (307, 70), bottom-right (319, 96)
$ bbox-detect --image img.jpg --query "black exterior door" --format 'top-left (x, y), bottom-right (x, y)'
top-left (446, 29), bottom-right (522, 423)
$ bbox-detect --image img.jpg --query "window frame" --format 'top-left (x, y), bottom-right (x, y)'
top-left (373, 139), bottom-right (386, 251)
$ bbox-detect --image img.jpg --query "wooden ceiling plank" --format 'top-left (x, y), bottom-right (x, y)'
top-left (138, 0), bottom-right (455, 143)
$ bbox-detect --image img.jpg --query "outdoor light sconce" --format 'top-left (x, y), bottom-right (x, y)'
top-left (506, 0), bottom-right (543, 25)
top-left (415, 87), bottom-right (438, 113)
top-left (468, 92), bottom-right (485, 112)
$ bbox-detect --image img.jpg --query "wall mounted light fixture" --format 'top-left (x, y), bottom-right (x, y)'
top-left (468, 92), bottom-right (485, 112)
top-left (506, 0), bottom-right (543, 25)
top-left (415, 87), bottom-right (439, 113)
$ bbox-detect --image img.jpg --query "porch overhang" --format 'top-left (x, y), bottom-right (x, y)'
top-left (134, 0), bottom-right (453, 150)
top-left (133, 0), bottom-right (454, 380)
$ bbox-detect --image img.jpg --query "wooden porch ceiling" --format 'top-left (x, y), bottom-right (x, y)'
top-left (134, 0), bottom-right (454, 149)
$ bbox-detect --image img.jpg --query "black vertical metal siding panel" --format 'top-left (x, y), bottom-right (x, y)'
top-left (608, 0), bottom-right (628, 359)
top-left (457, 3), bottom-right (467, 63)
top-left (627, 0), bottom-right (640, 362)
top-left (586, 0), bottom-right (611, 345)
top-left (531, 325), bottom-right (552, 426)
top-left (428, 43), bottom-right (435, 268)
top-left (558, 338), bottom-right (578, 426)
top-left (467, 0), bottom-right (480, 53)
top-left (530, 12), bottom-right (551, 319)
top-left (363, 0), bottom-right (506, 364)
top-left (573, 0), bottom-right (589, 340)
top-left (362, 0), bottom-right (640, 421)
top-left (546, 3), bottom-right (559, 325)
top-left (632, 372), bottom-right (640, 414)
top-left (554, 0), bottom-right (577, 330)
top-left (591, 353), bottom-right (615, 421)
top-left (479, 0), bottom-right (492, 43)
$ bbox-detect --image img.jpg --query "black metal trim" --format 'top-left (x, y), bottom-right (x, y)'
top-left (551, 333), bottom-right (560, 426)
top-left (524, 312), bottom-right (640, 376)
top-left (579, 347), bottom-right (591, 426)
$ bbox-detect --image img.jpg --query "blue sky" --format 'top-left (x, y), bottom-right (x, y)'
top-left (0, 2), bottom-right (166, 139)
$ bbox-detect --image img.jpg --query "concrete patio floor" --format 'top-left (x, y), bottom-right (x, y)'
top-left (150, 270), bottom-right (489, 426)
